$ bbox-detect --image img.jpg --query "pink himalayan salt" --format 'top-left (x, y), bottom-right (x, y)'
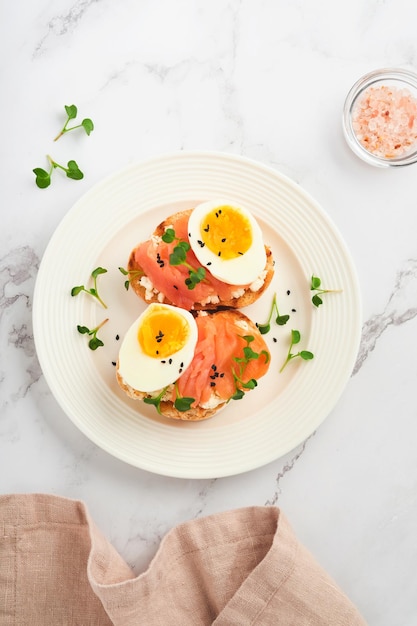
top-left (352, 84), bottom-right (417, 158)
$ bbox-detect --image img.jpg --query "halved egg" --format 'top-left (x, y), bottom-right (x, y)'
top-left (117, 303), bottom-right (198, 393)
top-left (187, 200), bottom-right (267, 285)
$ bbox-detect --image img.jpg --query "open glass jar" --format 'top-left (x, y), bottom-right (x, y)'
top-left (343, 68), bottom-right (417, 167)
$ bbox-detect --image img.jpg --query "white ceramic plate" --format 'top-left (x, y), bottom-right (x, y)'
top-left (33, 152), bottom-right (361, 479)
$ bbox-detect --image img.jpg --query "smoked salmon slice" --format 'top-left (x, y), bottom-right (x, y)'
top-left (175, 311), bottom-right (270, 409)
top-left (128, 210), bottom-right (274, 310)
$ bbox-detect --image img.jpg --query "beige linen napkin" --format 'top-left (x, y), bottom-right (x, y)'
top-left (0, 494), bottom-right (367, 625)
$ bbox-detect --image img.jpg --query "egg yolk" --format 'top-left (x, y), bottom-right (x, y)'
top-left (138, 306), bottom-right (190, 358)
top-left (200, 206), bottom-right (252, 260)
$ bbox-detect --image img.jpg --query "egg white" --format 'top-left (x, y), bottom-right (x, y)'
top-left (117, 303), bottom-right (198, 393)
top-left (187, 200), bottom-right (266, 285)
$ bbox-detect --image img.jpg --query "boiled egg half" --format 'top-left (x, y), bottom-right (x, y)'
top-left (117, 303), bottom-right (198, 393)
top-left (187, 200), bottom-right (266, 285)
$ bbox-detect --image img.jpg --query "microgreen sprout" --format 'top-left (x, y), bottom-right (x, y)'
top-left (71, 267), bottom-right (108, 308)
top-left (118, 266), bottom-right (144, 291)
top-left (279, 329), bottom-right (314, 373)
top-left (310, 275), bottom-right (342, 307)
top-left (257, 293), bottom-right (290, 334)
top-left (33, 155), bottom-right (84, 189)
top-left (230, 335), bottom-right (270, 400)
top-left (77, 318), bottom-right (108, 350)
top-left (53, 104), bottom-right (94, 141)
top-left (161, 228), bottom-right (206, 290)
top-left (143, 386), bottom-right (169, 414)
top-left (173, 383), bottom-right (195, 412)
top-left (143, 384), bottom-right (195, 414)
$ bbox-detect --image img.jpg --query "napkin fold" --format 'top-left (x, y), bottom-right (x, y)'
top-left (0, 494), bottom-right (366, 625)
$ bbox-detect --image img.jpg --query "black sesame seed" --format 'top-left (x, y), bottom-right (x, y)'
top-left (210, 381), bottom-right (216, 387)
top-left (204, 225), bottom-right (210, 232)
top-left (115, 334), bottom-right (120, 341)
top-left (238, 251), bottom-right (243, 255)
top-left (207, 261), bottom-right (212, 266)
top-left (218, 209), bottom-right (222, 214)
top-left (292, 308), bottom-right (297, 313)
top-left (287, 290), bottom-right (291, 295)
top-left (273, 337), bottom-right (277, 343)
top-left (220, 372), bottom-right (225, 378)
top-left (169, 358), bottom-right (172, 364)
top-left (179, 368), bottom-right (183, 374)
top-left (188, 233), bottom-right (191, 238)
top-left (111, 361), bottom-right (116, 366)
top-left (215, 212), bottom-right (219, 217)
top-left (221, 238), bottom-right (226, 242)
top-left (180, 362), bottom-right (184, 368)
top-left (161, 360), bottom-right (166, 364)
top-left (173, 285), bottom-right (179, 290)
top-left (218, 251), bottom-right (221, 257)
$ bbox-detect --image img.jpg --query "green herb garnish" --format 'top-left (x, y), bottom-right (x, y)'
top-left (161, 228), bottom-right (206, 290)
top-left (71, 267), bottom-right (108, 308)
top-left (77, 318), bottom-right (108, 350)
top-left (257, 293), bottom-right (290, 334)
top-left (143, 386), bottom-right (169, 414)
top-left (118, 266), bottom-right (144, 291)
top-left (33, 155), bottom-right (84, 189)
top-left (231, 334), bottom-right (270, 400)
top-left (310, 275), bottom-right (342, 307)
top-left (173, 382), bottom-right (195, 412)
top-left (143, 384), bottom-right (195, 414)
top-left (53, 104), bottom-right (94, 141)
top-left (161, 228), bottom-right (177, 244)
top-left (279, 329), bottom-right (314, 372)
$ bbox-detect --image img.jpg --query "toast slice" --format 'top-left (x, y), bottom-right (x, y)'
top-left (116, 309), bottom-right (271, 421)
top-left (127, 209), bottom-right (274, 311)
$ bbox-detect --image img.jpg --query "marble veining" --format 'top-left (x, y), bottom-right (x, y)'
top-left (353, 257), bottom-right (417, 375)
top-left (264, 434), bottom-right (316, 507)
top-left (33, 0), bottom-right (103, 57)
top-left (193, 478), bottom-right (218, 518)
top-left (1, 247), bottom-right (41, 401)
top-left (0, 246), bottom-right (39, 310)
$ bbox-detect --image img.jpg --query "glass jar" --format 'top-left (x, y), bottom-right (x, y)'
top-left (343, 68), bottom-right (417, 167)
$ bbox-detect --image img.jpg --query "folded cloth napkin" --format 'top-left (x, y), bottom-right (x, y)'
top-left (0, 494), bottom-right (366, 625)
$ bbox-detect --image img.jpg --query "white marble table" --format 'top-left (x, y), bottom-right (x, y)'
top-left (2, 1), bottom-right (417, 624)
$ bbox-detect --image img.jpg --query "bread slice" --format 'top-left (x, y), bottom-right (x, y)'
top-left (116, 378), bottom-right (224, 421)
top-left (116, 310), bottom-right (270, 421)
top-left (127, 209), bottom-right (274, 311)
